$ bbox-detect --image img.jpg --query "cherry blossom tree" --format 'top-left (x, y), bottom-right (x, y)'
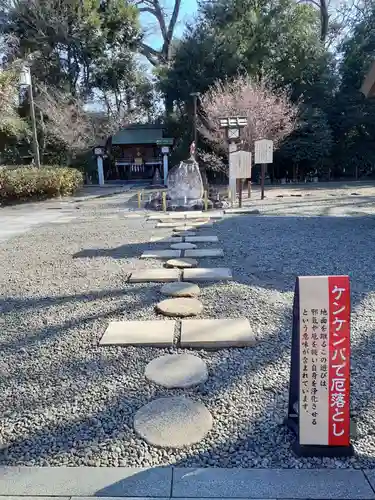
top-left (200, 75), bottom-right (299, 155)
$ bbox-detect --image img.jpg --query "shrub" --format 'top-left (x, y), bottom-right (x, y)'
top-left (0, 166), bottom-right (84, 204)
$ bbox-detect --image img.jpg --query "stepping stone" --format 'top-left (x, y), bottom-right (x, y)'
top-left (189, 221), bottom-right (213, 227)
top-left (173, 226), bottom-right (195, 232)
top-left (156, 222), bottom-right (184, 228)
top-left (150, 236), bottom-right (183, 243)
top-left (145, 353), bottom-right (208, 388)
top-left (160, 282), bottom-right (200, 298)
top-left (183, 268), bottom-right (232, 282)
top-left (133, 396), bottom-right (213, 448)
top-left (155, 298), bottom-right (203, 317)
top-left (170, 242), bottom-right (197, 250)
top-left (185, 235), bottom-right (219, 243)
top-left (224, 208), bottom-right (260, 214)
top-left (180, 318), bottom-right (255, 348)
top-left (100, 320), bottom-right (175, 347)
top-left (129, 269), bottom-right (180, 283)
top-left (165, 258), bottom-right (199, 269)
top-left (141, 250), bottom-right (181, 259)
top-left (185, 248), bottom-right (224, 258)
top-left (175, 231), bottom-right (197, 237)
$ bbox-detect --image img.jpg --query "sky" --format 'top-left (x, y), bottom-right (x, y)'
top-left (140, 0), bottom-right (198, 51)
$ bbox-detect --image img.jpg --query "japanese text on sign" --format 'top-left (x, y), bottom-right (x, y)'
top-left (298, 276), bottom-right (350, 447)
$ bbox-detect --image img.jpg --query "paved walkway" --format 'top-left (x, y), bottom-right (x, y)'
top-left (1, 467), bottom-right (375, 498)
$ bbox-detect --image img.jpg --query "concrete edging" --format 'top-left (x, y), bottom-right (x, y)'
top-left (0, 467), bottom-right (375, 499)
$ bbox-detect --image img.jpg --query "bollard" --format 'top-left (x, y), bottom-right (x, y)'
top-left (137, 191), bottom-right (141, 209)
top-left (228, 187), bottom-right (232, 201)
top-left (248, 181), bottom-right (252, 198)
top-left (204, 190), bottom-right (208, 211)
top-left (162, 192), bottom-right (167, 212)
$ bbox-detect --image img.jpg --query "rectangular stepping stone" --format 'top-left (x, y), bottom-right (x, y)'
top-left (156, 222), bottom-right (186, 228)
top-left (185, 249), bottom-right (224, 258)
top-left (129, 269), bottom-right (180, 282)
top-left (149, 236), bottom-right (183, 243)
top-left (224, 208), bottom-right (260, 214)
top-left (188, 221), bottom-right (213, 227)
top-left (183, 268), bottom-right (232, 282)
top-left (185, 235), bottom-right (219, 243)
top-left (100, 320), bottom-right (175, 347)
top-left (180, 319), bottom-right (255, 348)
top-left (141, 250), bottom-right (181, 259)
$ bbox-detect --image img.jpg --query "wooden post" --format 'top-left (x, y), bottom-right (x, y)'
top-left (261, 164), bottom-right (266, 200)
top-left (162, 192), bottom-right (167, 212)
top-left (137, 191), bottom-right (141, 209)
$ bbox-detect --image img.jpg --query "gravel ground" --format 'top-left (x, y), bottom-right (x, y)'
top-left (1, 185), bottom-right (375, 468)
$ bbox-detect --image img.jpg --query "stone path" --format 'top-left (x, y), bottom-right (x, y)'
top-left (101, 210), bottom-right (254, 449)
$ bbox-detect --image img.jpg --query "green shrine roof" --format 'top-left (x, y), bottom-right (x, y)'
top-left (112, 124), bottom-right (164, 145)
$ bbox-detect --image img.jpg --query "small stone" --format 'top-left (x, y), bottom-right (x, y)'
top-left (145, 353), bottom-right (208, 388)
top-left (165, 258), bottom-right (199, 269)
top-left (133, 396), bottom-right (213, 448)
top-left (155, 298), bottom-right (203, 317)
top-left (170, 242), bottom-right (197, 250)
top-left (160, 282), bottom-right (201, 298)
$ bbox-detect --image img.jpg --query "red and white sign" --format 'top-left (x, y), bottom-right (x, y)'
top-left (298, 276), bottom-right (350, 447)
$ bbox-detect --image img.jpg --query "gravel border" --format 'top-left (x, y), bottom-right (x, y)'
top-left (1, 188), bottom-right (375, 468)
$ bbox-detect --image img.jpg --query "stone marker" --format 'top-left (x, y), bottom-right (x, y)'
top-left (180, 318), bottom-right (255, 348)
top-left (160, 282), bottom-right (200, 298)
top-left (155, 298), bottom-right (203, 317)
top-left (133, 396), bottom-right (213, 448)
top-left (100, 320), bottom-right (175, 347)
top-left (141, 250), bottom-right (181, 259)
top-left (185, 248), bottom-right (224, 258)
top-left (170, 242), bottom-right (197, 250)
top-left (183, 268), bottom-right (232, 282)
top-left (185, 235), bottom-right (219, 243)
top-left (129, 269), bottom-right (180, 283)
top-left (145, 353), bottom-right (208, 388)
top-left (165, 258), bottom-right (198, 269)
top-left (150, 236), bottom-right (183, 243)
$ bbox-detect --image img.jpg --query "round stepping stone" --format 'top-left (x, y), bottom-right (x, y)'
top-left (133, 396), bottom-right (213, 448)
top-left (170, 242), bottom-right (197, 250)
top-left (145, 353), bottom-right (208, 388)
top-left (165, 258), bottom-right (198, 269)
top-left (155, 298), bottom-right (203, 317)
top-left (160, 282), bottom-right (200, 297)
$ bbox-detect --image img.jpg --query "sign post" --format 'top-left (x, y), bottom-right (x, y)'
top-left (285, 275), bottom-right (354, 457)
top-left (255, 139), bottom-right (273, 200)
top-left (229, 150), bottom-right (252, 208)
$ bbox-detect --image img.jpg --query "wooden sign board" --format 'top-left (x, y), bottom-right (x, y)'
top-left (255, 139), bottom-right (273, 164)
top-left (285, 275), bottom-right (354, 457)
top-left (229, 151), bottom-right (252, 179)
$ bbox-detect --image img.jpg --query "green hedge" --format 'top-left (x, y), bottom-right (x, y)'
top-left (0, 166), bottom-right (84, 204)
